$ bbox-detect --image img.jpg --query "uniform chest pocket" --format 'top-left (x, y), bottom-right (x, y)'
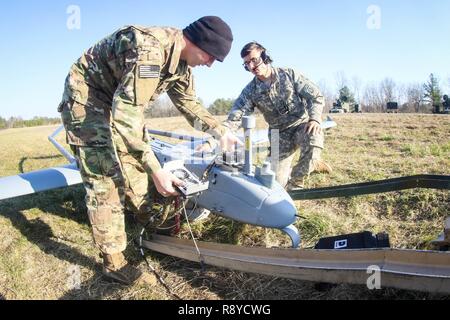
top-left (278, 89), bottom-right (298, 114)
top-left (253, 92), bottom-right (274, 114)
top-left (279, 92), bottom-right (305, 116)
top-left (276, 99), bottom-right (290, 115)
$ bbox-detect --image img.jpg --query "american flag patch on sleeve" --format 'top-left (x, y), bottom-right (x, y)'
top-left (138, 65), bottom-right (160, 78)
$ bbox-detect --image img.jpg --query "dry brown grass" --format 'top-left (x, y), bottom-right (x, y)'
top-left (0, 113), bottom-right (449, 300)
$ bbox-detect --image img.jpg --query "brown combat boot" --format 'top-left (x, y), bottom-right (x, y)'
top-left (286, 177), bottom-right (305, 191)
top-left (312, 159), bottom-right (333, 174)
top-left (102, 252), bottom-right (157, 286)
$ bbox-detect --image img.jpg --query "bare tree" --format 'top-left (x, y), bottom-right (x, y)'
top-left (351, 76), bottom-right (363, 104)
top-left (380, 78), bottom-right (397, 104)
top-left (334, 71), bottom-right (348, 93)
top-left (317, 79), bottom-right (335, 112)
top-left (444, 75), bottom-right (450, 95)
top-left (405, 83), bottom-right (424, 113)
top-left (362, 83), bottom-right (384, 112)
top-left (397, 83), bottom-right (407, 105)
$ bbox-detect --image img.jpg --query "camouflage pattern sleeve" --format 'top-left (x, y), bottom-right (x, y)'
top-left (224, 83), bottom-right (255, 131)
top-left (167, 67), bottom-right (228, 139)
top-left (290, 69), bottom-right (324, 124)
top-left (112, 43), bottom-right (163, 175)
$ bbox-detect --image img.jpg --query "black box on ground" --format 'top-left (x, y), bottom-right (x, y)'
top-left (314, 231), bottom-right (390, 249)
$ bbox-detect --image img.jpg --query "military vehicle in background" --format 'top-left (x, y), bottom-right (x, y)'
top-left (330, 99), bottom-right (348, 113)
top-left (386, 102), bottom-right (399, 113)
top-left (443, 95), bottom-right (450, 114)
top-left (330, 99), bottom-right (361, 113)
top-left (433, 95), bottom-right (450, 114)
top-left (330, 86), bottom-right (361, 113)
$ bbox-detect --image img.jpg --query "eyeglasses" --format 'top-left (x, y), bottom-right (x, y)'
top-left (242, 56), bottom-right (262, 68)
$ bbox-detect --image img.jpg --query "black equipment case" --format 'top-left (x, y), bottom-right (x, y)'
top-left (314, 231), bottom-right (390, 249)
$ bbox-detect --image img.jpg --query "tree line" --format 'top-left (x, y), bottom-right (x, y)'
top-left (0, 116), bottom-right (61, 130)
top-left (146, 73), bottom-right (449, 116)
top-left (143, 96), bottom-right (236, 117)
top-left (2, 73), bottom-right (448, 129)
top-left (319, 73), bottom-right (449, 113)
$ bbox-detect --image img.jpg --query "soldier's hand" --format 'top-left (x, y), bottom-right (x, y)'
top-left (305, 120), bottom-right (322, 136)
top-left (195, 140), bottom-right (215, 153)
top-left (195, 143), bottom-right (212, 153)
top-left (219, 131), bottom-right (243, 152)
top-left (151, 169), bottom-right (185, 197)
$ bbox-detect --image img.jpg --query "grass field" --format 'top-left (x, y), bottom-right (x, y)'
top-left (0, 113), bottom-right (449, 300)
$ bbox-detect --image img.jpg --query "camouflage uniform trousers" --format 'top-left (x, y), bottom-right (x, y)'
top-left (73, 143), bottom-right (160, 255)
top-left (61, 97), bottom-right (156, 255)
top-left (269, 122), bottom-right (324, 188)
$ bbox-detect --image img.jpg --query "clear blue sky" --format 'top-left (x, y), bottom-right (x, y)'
top-left (0, 0), bottom-right (449, 119)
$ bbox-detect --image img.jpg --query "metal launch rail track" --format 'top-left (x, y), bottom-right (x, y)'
top-left (141, 174), bottom-right (450, 294)
top-left (142, 235), bottom-right (450, 294)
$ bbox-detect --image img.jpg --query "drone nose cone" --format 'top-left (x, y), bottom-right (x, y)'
top-left (258, 192), bottom-right (297, 228)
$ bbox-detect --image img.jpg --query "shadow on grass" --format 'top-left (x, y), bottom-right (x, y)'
top-left (0, 182), bottom-right (260, 299)
top-left (0, 186), bottom-right (94, 289)
top-left (0, 186), bottom-right (137, 299)
top-left (59, 214), bottom-right (157, 300)
top-left (18, 155), bottom-right (65, 173)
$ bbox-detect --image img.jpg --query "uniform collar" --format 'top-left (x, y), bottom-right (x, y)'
top-left (254, 66), bottom-right (277, 90)
top-left (271, 67), bottom-right (280, 87)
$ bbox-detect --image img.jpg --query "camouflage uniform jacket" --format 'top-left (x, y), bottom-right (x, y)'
top-left (59, 25), bottom-right (226, 174)
top-left (225, 67), bottom-right (324, 131)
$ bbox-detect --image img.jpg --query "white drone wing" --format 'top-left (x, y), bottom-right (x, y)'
top-left (0, 162), bottom-right (82, 201)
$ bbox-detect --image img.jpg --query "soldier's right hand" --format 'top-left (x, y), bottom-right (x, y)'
top-left (151, 169), bottom-right (185, 197)
top-left (304, 120), bottom-right (322, 136)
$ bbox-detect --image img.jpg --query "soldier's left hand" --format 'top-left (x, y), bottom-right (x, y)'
top-left (305, 120), bottom-right (322, 135)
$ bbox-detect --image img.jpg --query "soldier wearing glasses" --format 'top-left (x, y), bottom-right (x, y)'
top-left (224, 42), bottom-right (332, 190)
